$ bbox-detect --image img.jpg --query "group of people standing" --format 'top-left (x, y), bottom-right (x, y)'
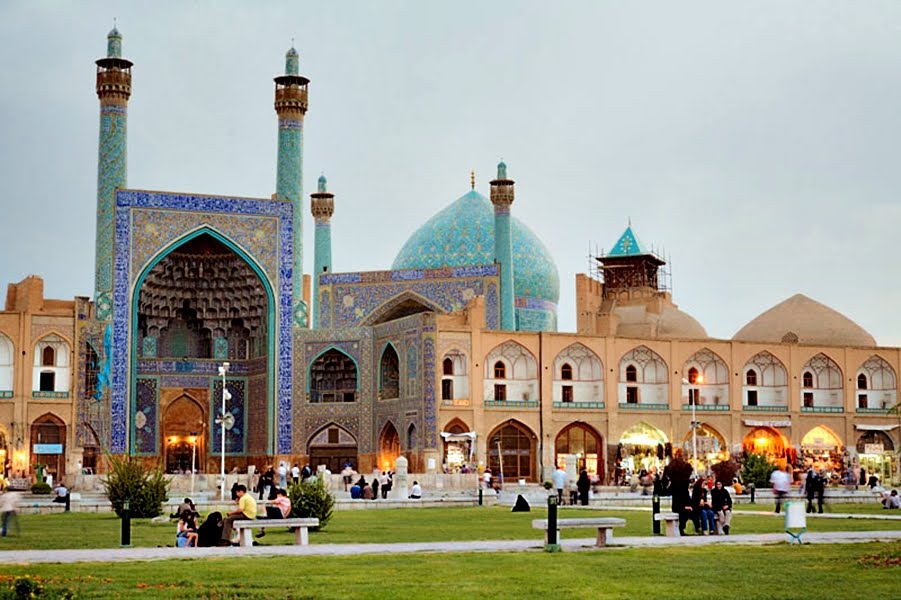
top-left (349, 470), bottom-right (395, 500)
top-left (551, 467), bottom-right (593, 506)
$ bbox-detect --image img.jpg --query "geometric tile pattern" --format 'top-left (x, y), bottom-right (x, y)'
top-left (134, 377), bottom-right (158, 455)
top-left (111, 189), bottom-right (293, 455)
top-left (317, 265), bottom-right (501, 330)
top-left (211, 378), bottom-right (246, 455)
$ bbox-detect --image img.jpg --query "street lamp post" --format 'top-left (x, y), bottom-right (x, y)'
top-left (691, 374), bottom-right (704, 477)
top-left (189, 433), bottom-right (197, 496)
top-left (217, 361), bottom-right (231, 503)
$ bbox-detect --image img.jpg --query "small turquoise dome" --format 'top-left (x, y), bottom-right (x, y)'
top-left (392, 190), bottom-right (559, 330)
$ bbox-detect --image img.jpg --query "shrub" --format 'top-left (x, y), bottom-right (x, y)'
top-left (542, 481), bottom-right (553, 490)
top-left (288, 475), bottom-right (335, 530)
top-left (741, 453), bottom-right (776, 489)
top-left (102, 455), bottom-right (170, 518)
top-left (31, 481), bottom-right (52, 495)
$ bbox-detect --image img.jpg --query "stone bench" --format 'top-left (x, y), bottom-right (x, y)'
top-left (232, 517), bottom-right (319, 547)
top-left (654, 512), bottom-right (681, 537)
top-left (532, 517), bottom-right (626, 547)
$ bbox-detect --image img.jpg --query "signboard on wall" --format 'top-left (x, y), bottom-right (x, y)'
top-left (864, 444), bottom-right (885, 455)
top-left (33, 443), bottom-right (63, 454)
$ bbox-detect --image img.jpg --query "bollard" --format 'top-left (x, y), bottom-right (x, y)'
top-left (652, 493), bottom-right (661, 535)
top-left (546, 495), bottom-right (560, 552)
top-left (478, 487), bottom-right (483, 506)
top-left (64, 493), bottom-right (70, 513)
top-left (121, 500), bottom-right (131, 547)
top-left (749, 483), bottom-right (756, 504)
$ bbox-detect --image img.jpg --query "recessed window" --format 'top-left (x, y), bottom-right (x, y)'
top-left (803, 392), bottom-right (814, 407)
top-left (494, 361), bottom-right (506, 379)
top-left (857, 374), bottom-right (868, 390)
top-left (688, 388), bottom-right (699, 405)
top-left (626, 386), bottom-right (638, 404)
top-left (561, 364), bottom-right (573, 381)
top-left (328, 427), bottom-right (339, 444)
top-left (802, 372), bottom-right (814, 388)
top-left (443, 358), bottom-right (454, 376)
top-left (42, 346), bottom-right (55, 367)
top-left (562, 385), bottom-right (573, 402)
top-left (494, 384), bottom-right (506, 401)
top-left (746, 390), bottom-right (758, 406)
top-left (858, 394), bottom-right (868, 409)
top-left (745, 370), bottom-right (757, 386)
top-left (687, 367), bottom-right (699, 384)
top-left (441, 379), bottom-right (453, 401)
top-left (625, 365), bottom-right (637, 383)
top-left (39, 371), bottom-right (55, 392)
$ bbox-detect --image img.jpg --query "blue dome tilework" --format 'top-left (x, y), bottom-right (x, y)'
top-left (391, 190), bottom-right (559, 331)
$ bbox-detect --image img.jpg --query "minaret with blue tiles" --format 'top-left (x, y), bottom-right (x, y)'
top-left (274, 46), bottom-right (310, 327)
top-left (93, 26), bottom-right (133, 320)
top-left (310, 174), bottom-right (334, 329)
top-left (490, 161), bottom-right (516, 330)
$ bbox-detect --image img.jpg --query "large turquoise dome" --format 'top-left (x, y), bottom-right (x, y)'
top-left (391, 190), bottom-right (560, 331)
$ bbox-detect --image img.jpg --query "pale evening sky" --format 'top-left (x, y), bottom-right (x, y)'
top-left (1, 1), bottom-right (899, 346)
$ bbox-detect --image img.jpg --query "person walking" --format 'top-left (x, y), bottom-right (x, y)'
top-left (552, 466), bottom-right (567, 504)
top-left (0, 491), bottom-right (22, 537)
top-left (577, 470), bottom-right (591, 506)
top-left (805, 467), bottom-right (819, 514)
top-left (770, 465), bottom-right (792, 514)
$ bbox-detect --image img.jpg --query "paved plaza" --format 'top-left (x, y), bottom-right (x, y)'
top-left (2, 529), bottom-right (900, 565)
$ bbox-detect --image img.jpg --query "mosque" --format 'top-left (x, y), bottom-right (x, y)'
top-left (1, 29), bottom-right (899, 489)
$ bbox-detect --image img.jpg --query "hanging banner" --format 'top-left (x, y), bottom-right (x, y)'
top-left (864, 444), bottom-right (885, 455)
top-left (743, 420), bottom-right (791, 428)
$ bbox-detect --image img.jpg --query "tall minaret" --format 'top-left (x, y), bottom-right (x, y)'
top-left (490, 161), bottom-right (516, 330)
top-left (310, 174), bottom-right (334, 329)
top-left (274, 46), bottom-right (310, 327)
top-left (94, 26), bottom-right (133, 320)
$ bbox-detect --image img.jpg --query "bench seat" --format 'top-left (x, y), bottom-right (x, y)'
top-left (233, 517), bottom-right (320, 547)
top-left (654, 512), bottom-right (681, 537)
top-left (532, 517), bottom-right (626, 547)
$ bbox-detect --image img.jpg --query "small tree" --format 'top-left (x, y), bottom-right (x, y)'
top-left (741, 453), bottom-right (776, 489)
top-left (102, 455), bottom-right (170, 518)
top-left (288, 475), bottom-right (335, 530)
top-left (711, 459), bottom-right (741, 485)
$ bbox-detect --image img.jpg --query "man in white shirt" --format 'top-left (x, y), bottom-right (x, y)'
top-left (552, 467), bottom-right (567, 504)
top-left (409, 481), bottom-right (422, 499)
top-left (769, 465), bottom-right (792, 514)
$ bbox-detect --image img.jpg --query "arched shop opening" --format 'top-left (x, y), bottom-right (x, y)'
top-left (555, 423), bottom-right (603, 481)
top-left (162, 395), bottom-right (206, 474)
top-left (378, 422), bottom-right (401, 472)
top-left (308, 424), bottom-right (358, 473)
top-left (743, 426), bottom-right (792, 465)
top-left (441, 419), bottom-right (474, 472)
top-left (30, 413), bottom-right (66, 482)
top-left (800, 426), bottom-right (844, 476)
top-left (617, 421), bottom-right (668, 477)
top-left (681, 423), bottom-right (728, 472)
top-left (856, 429), bottom-right (897, 486)
top-left (488, 421), bottom-right (537, 483)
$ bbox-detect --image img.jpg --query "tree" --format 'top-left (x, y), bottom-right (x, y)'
top-left (711, 459), bottom-right (741, 485)
top-left (741, 453), bottom-right (776, 489)
top-left (102, 455), bottom-right (170, 518)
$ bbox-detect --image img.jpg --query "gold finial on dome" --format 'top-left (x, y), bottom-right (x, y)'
top-left (470, 170), bottom-right (475, 190)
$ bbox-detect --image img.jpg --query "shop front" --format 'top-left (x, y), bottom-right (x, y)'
top-left (800, 425), bottom-right (844, 480)
top-left (855, 426), bottom-right (898, 486)
top-left (742, 420), bottom-right (793, 467)
top-left (682, 423), bottom-right (729, 473)
top-left (616, 421), bottom-right (668, 481)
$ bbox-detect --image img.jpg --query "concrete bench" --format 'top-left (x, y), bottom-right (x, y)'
top-left (532, 517), bottom-right (626, 547)
top-left (233, 517), bottom-right (319, 547)
top-left (654, 512), bottom-right (681, 537)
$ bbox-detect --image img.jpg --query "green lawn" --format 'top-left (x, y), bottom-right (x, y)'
top-left (0, 542), bottom-right (899, 599)
top-left (0, 505), bottom-right (899, 551)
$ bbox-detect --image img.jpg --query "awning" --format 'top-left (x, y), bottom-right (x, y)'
top-left (854, 424), bottom-right (899, 432)
top-left (743, 420), bottom-right (791, 428)
top-left (440, 431), bottom-right (476, 442)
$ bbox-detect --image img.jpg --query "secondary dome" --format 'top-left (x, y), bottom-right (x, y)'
top-left (391, 190), bottom-right (560, 330)
top-left (733, 294), bottom-right (876, 347)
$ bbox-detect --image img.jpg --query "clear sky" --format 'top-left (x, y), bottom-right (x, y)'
top-left (1, 1), bottom-right (899, 346)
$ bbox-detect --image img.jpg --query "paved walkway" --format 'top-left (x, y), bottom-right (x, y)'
top-left (2, 530), bottom-right (900, 564)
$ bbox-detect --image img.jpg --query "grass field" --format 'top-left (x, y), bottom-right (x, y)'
top-left (0, 504), bottom-right (899, 551)
top-left (0, 542), bottom-right (899, 599)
